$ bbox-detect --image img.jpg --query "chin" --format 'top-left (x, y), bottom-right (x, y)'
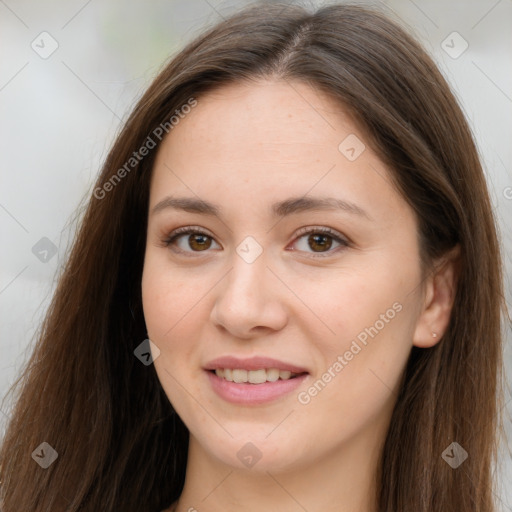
top-left (199, 434), bottom-right (307, 474)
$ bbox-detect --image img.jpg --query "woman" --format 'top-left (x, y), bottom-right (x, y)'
top-left (0, 3), bottom-right (505, 511)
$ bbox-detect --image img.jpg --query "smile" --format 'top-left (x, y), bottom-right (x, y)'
top-left (206, 370), bottom-right (308, 405)
top-left (213, 368), bottom-right (302, 383)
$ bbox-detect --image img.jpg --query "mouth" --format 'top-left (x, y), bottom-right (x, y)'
top-left (208, 368), bottom-right (307, 384)
top-left (203, 356), bottom-right (310, 404)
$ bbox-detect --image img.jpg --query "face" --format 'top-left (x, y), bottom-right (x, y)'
top-left (141, 80), bottom-right (428, 473)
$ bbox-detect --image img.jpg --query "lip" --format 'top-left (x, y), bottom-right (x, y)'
top-left (203, 356), bottom-right (309, 374)
top-left (206, 370), bottom-right (308, 405)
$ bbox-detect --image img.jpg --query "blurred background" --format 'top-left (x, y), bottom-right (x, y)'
top-left (1, 0), bottom-right (511, 507)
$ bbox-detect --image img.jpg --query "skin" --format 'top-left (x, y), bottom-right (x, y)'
top-left (141, 80), bottom-right (458, 512)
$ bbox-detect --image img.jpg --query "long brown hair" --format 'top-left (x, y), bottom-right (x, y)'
top-left (0, 3), bottom-right (505, 511)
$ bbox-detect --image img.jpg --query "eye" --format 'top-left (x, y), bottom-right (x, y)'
top-left (162, 226), bottom-right (349, 257)
top-left (162, 226), bottom-right (220, 256)
top-left (290, 226), bottom-right (349, 257)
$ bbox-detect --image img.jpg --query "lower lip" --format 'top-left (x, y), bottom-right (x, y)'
top-left (206, 370), bottom-right (308, 405)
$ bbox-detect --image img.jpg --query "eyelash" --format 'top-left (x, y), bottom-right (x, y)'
top-left (161, 225), bottom-right (350, 258)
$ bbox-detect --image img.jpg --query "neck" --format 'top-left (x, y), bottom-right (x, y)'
top-left (174, 421), bottom-right (385, 512)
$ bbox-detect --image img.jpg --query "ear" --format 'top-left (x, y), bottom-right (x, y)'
top-left (412, 245), bottom-right (461, 348)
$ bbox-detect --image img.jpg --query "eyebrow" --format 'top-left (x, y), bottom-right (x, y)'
top-left (150, 195), bottom-right (372, 220)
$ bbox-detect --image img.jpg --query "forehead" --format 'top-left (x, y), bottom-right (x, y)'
top-left (149, 79), bottom-right (411, 226)
top-left (166, 80), bottom-right (358, 159)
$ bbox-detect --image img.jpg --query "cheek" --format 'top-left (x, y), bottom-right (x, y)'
top-left (292, 306), bottom-right (415, 454)
top-left (142, 255), bottom-right (194, 340)
top-left (141, 260), bottom-right (203, 411)
top-left (297, 257), bottom-right (416, 350)
top-left (296, 259), bottom-right (419, 406)
top-left (141, 256), bottom-right (213, 386)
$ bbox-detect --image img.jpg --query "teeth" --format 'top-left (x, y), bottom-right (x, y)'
top-left (232, 369), bottom-right (247, 383)
top-left (266, 368), bottom-right (279, 382)
top-left (248, 369), bottom-right (267, 384)
top-left (214, 368), bottom-right (300, 383)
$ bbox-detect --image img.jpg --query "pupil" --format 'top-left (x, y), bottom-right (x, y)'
top-left (190, 234), bottom-right (211, 250)
top-left (309, 234), bottom-right (332, 252)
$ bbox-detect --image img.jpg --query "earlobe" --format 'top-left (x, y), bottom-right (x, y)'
top-left (412, 245), bottom-right (461, 348)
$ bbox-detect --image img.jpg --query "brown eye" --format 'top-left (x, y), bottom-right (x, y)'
top-left (187, 233), bottom-right (212, 251)
top-left (292, 227), bottom-right (349, 257)
top-left (307, 233), bottom-right (333, 252)
top-left (163, 227), bottom-right (220, 255)
top-left (163, 226), bottom-right (348, 258)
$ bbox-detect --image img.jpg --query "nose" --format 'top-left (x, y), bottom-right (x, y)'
top-left (209, 250), bottom-right (288, 339)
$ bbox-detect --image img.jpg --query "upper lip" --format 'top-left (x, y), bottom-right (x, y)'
top-left (204, 356), bottom-right (309, 374)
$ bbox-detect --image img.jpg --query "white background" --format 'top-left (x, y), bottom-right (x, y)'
top-left (1, 0), bottom-right (511, 508)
